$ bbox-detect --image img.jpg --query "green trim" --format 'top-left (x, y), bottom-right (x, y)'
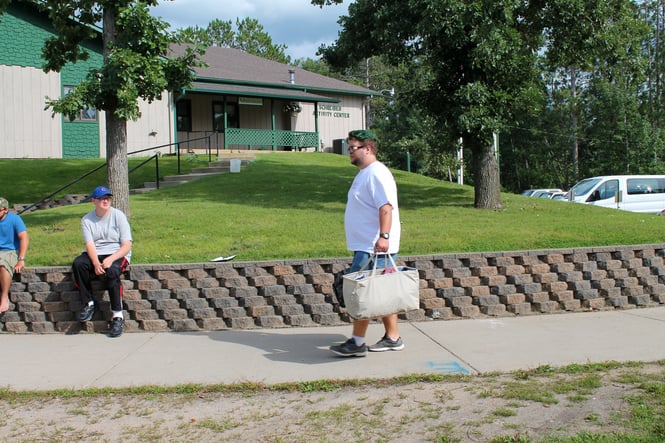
top-left (194, 76), bottom-right (379, 97)
top-left (187, 88), bottom-right (339, 103)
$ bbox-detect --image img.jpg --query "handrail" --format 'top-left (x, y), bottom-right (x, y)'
top-left (18, 162), bottom-right (107, 215)
top-left (129, 153), bottom-right (160, 190)
top-left (18, 136), bottom-right (212, 215)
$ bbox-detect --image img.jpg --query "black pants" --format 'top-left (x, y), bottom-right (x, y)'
top-left (72, 252), bottom-right (128, 312)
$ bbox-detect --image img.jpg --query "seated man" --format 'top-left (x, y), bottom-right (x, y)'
top-left (0, 197), bottom-right (29, 314)
top-left (72, 186), bottom-right (132, 337)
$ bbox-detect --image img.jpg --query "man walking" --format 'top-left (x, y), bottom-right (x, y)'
top-left (72, 186), bottom-right (132, 337)
top-left (330, 130), bottom-right (403, 357)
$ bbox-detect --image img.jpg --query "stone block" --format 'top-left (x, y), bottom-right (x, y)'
top-left (499, 293), bottom-right (526, 305)
top-left (421, 297), bottom-right (446, 309)
top-left (240, 296), bottom-right (267, 307)
top-left (247, 305), bottom-right (275, 317)
top-left (278, 274), bottom-right (307, 286)
top-left (500, 265), bottom-right (525, 276)
top-left (552, 263), bottom-right (576, 273)
top-left (184, 268), bottom-right (209, 279)
top-left (276, 304), bottom-right (305, 316)
top-left (607, 296), bottom-right (629, 307)
top-left (585, 298), bottom-right (607, 310)
top-left (201, 287), bottom-right (230, 299)
top-left (5, 322), bottom-right (29, 333)
top-left (154, 299), bottom-right (180, 311)
top-left (141, 319), bottom-right (169, 332)
top-left (453, 305), bottom-right (481, 318)
top-left (195, 278), bottom-right (219, 289)
top-left (227, 317), bottom-right (256, 329)
top-left (533, 301), bottom-right (559, 313)
top-left (419, 288), bottom-right (437, 299)
top-left (255, 316), bottom-right (285, 328)
top-left (161, 309), bottom-right (188, 320)
top-left (507, 303), bottom-right (532, 315)
top-left (197, 317), bottom-right (227, 330)
top-left (11, 292), bottom-right (33, 303)
top-left (155, 270), bottom-right (183, 280)
top-left (23, 311), bottom-right (46, 323)
top-left (518, 283), bottom-right (542, 294)
top-left (311, 313), bottom-right (343, 325)
top-left (297, 293), bottom-right (326, 304)
top-left (16, 301), bottom-right (41, 312)
top-left (220, 306), bottom-right (247, 318)
top-left (230, 287), bottom-right (258, 298)
top-left (471, 266), bottom-right (497, 277)
top-left (465, 286), bottom-right (490, 297)
top-left (164, 279), bottom-right (191, 290)
top-left (182, 298), bottom-right (210, 310)
top-left (621, 287), bottom-right (644, 297)
top-left (481, 304), bottom-right (507, 316)
top-left (491, 284), bottom-right (516, 296)
top-left (483, 275), bottom-right (507, 286)
top-left (285, 314), bottom-right (316, 326)
top-left (426, 307), bottom-right (455, 320)
top-left (42, 301), bottom-right (68, 312)
top-left (260, 285), bottom-right (287, 297)
top-left (600, 287), bottom-right (622, 297)
top-left (189, 308), bottom-right (217, 319)
top-left (533, 273), bottom-right (558, 284)
top-left (145, 289), bottom-right (172, 301)
top-left (474, 295), bottom-right (500, 306)
top-left (455, 276), bottom-right (481, 287)
top-left (210, 297), bottom-right (238, 309)
top-left (169, 319), bottom-right (200, 331)
top-left (223, 276), bottom-right (249, 287)
top-left (305, 303), bottom-right (334, 315)
top-left (629, 294), bottom-right (651, 305)
top-left (508, 274), bottom-right (533, 285)
top-left (526, 292), bottom-right (549, 303)
top-left (138, 280), bottom-right (162, 290)
top-left (560, 299), bottom-right (581, 311)
top-left (431, 278), bottom-right (454, 288)
top-left (249, 275), bottom-right (278, 286)
top-left (133, 310), bottom-right (160, 321)
top-left (439, 287), bottom-right (465, 298)
top-left (401, 309), bottom-right (428, 321)
top-left (450, 268), bottom-right (472, 278)
top-left (49, 311), bottom-right (74, 322)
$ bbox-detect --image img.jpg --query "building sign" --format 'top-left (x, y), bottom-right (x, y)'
top-left (239, 97), bottom-right (263, 106)
top-left (318, 104), bottom-right (350, 118)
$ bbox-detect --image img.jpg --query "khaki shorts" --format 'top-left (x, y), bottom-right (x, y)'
top-left (0, 250), bottom-right (18, 278)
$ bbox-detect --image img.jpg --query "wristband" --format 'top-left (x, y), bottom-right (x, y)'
top-left (17, 257), bottom-right (25, 261)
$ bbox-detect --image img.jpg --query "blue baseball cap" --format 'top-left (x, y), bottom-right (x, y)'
top-left (90, 186), bottom-right (112, 199)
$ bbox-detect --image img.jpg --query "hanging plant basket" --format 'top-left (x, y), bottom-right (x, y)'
top-left (283, 102), bottom-right (302, 115)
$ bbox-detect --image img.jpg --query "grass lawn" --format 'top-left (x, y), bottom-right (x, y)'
top-left (4, 152), bottom-right (665, 266)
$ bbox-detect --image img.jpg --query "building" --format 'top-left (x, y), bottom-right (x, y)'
top-left (0, 2), bottom-right (375, 159)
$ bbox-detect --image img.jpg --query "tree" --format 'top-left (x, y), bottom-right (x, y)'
top-left (176, 17), bottom-right (290, 64)
top-left (315, 0), bottom-right (546, 209)
top-left (1, 0), bottom-right (202, 216)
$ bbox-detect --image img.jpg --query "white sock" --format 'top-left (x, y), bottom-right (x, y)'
top-left (112, 311), bottom-right (124, 319)
top-left (352, 335), bottom-right (365, 346)
top-left (88, 300), bottom-right (94, 307)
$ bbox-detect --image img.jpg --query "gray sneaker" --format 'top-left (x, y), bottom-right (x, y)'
top-left (369, 335), bottom-right (405, 352)
top-left (330, 338), bottom-right (367, 357)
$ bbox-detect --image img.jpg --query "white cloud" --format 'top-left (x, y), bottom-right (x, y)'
top-left (150, 0), bottom-right (350, 60)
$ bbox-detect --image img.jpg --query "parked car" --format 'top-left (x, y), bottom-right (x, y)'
top-left (569, 175), bottom-right (665, 214)
top-left (521, 188), bottom-right (563, 197)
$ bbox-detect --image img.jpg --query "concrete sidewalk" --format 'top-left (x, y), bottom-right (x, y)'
top-left (4, 307), bottom-right (665, 391)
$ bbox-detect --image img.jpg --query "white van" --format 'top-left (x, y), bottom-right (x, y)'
top-left (569, 175), bottom-right (665, 214)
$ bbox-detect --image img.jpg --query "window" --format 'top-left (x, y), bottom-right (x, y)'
top-left (213, 101), bottom-right (239, 131)
top-left (62, 86), bottom-right (97, 121)
top-left (627, 178), bottom-right (665, 195)
top-left (176, 100), bottom-right (192, 132)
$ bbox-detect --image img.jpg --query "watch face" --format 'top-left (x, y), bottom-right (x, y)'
top-left (380, 233), bottom-right (389, 239)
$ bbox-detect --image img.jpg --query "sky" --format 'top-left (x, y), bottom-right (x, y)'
top-left (150, 0), bottom-right (352, 61)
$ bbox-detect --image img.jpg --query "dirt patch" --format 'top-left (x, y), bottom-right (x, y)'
top-left (1, 363), bottom-right (660, 442)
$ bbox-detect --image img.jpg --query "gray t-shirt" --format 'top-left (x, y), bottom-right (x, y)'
top-left (81, 207), bottom-right (132, 261)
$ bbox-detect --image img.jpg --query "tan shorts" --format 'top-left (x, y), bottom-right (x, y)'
top-left (0, 250), bottom-right (18, 278)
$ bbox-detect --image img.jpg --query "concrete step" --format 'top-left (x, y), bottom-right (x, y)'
top-left (191, 166), bottom-right (230, 174)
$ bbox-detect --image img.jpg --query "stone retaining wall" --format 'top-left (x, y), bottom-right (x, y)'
top-left (3, 244), bottom-right (665, 334)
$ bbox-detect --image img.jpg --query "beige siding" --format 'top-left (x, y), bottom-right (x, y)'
top-left (126, 94), bottom-right (175, 156)
top-left (293, 95), bottom-right (367, 151)
top-left (0, 66), bottom-right (62, 158)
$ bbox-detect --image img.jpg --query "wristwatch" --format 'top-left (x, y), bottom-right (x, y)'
top-left (379, 232), bottom-right (390, 239)
top-left (17, 257), bottom-right (25, 261)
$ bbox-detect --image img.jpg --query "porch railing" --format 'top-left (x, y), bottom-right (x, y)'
top-left (224, 128), bottom-right (318, 151)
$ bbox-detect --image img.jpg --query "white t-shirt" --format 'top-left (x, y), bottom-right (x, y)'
top-left (81, 207), bottom-right (133, 261)
top-left (345, 161), bottom-right (401, 253)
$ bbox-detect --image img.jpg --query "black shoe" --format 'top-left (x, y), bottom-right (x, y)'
top-left (109, 317), bottom-right (124, 337)
top-left (78, 303), bottom-right (95, 322)
top-left (330, 338), bottom-right (367, 357)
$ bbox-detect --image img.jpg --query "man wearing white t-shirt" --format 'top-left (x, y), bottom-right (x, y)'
top-left (72, 186), bottom-right (132, 337)
top-left (330, 130), bottom-right (403, 357)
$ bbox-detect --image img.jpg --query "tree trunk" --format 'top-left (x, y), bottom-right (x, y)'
top-left (106, 112), bottom-right (130, 217)
top-left (103, 6), bottom-right (130, 217)
top-left (472, 139), bottom-right (503, 209)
